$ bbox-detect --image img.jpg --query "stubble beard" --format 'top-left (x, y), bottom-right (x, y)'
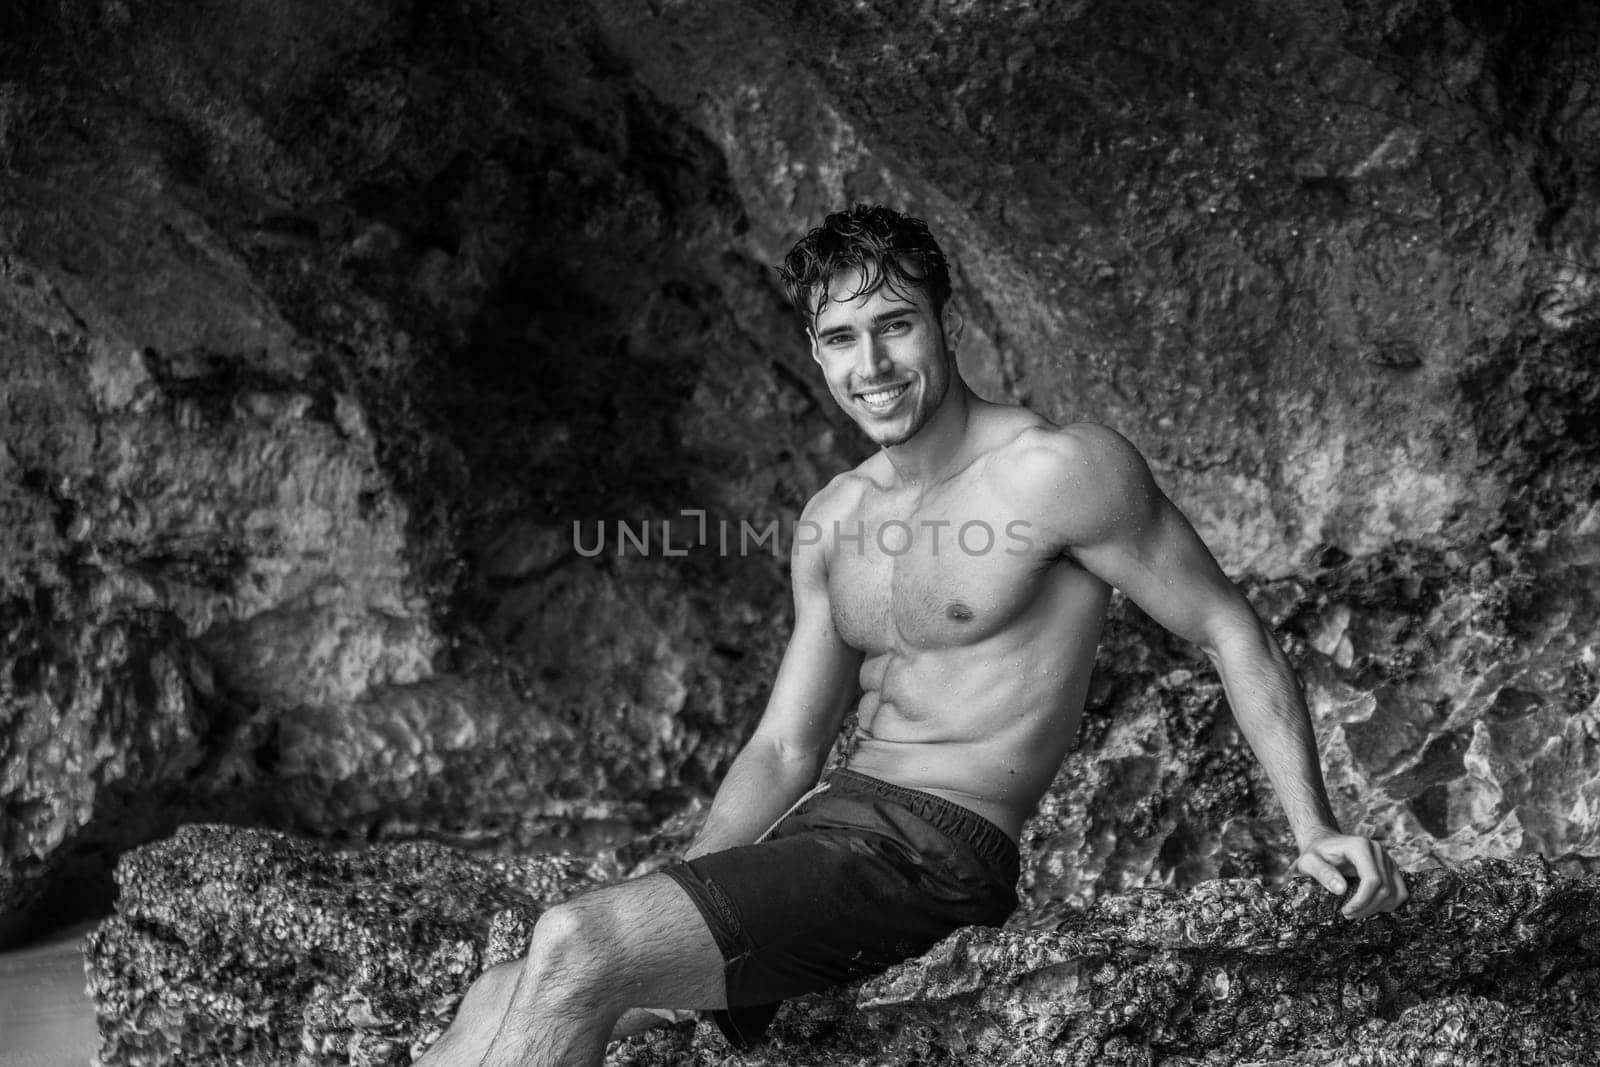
top-left (864, 376), bottom-right (942, 449)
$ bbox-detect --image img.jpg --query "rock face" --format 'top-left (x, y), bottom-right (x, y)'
top-left (0, 0), bottom-right (840, 940)
top-left (86, 825), bottom-right (614, 1065)
top-left (86, 825), bottom-right (1600, 1066)
top-left (4, 0), bottom-right (1600, 1058)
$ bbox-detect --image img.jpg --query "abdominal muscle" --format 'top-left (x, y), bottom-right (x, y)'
top-left (839, 613), bottom-right (1104, 842)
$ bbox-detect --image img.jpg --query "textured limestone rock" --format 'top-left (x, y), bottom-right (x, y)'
top-left (1278, 515), bottom-right (1600, 874)
top-left (844, 856), bottom-right (1599, 1066)
top-left (0, 139), bottom-right (442, 941)
top-left (0, 0), bottom-right (840, 937)
top-left (1017, 604), bottom-right (1298, 910)
top-left (85, 824), bottom-right (615, 1066)
top-left (85, 828), bottom-right (1600, 1066)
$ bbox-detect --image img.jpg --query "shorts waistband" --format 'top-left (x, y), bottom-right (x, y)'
top-left (825, 768), bottom-right (1019, 875)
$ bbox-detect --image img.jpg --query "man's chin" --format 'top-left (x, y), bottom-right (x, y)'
top-left (859, 418), bottom-right (920, 449)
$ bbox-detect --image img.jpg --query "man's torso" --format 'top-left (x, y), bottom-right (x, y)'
top-left (819, 405), bottom-right (1110, 839)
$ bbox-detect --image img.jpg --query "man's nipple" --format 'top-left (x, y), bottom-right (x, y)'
top-left (946, 602), bottom-right (974, 622)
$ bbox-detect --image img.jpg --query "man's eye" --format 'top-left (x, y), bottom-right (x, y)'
top-left (882, 321), bottom-right (908, 333)
top-left (827, 334), bottom-right (853, 346)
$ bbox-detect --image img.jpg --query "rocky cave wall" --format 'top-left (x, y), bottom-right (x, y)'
top-left (1, 0), bottom-right (1598, 968)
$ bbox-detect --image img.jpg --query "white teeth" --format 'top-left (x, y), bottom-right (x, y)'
top-left (859, 383), bottom-right (909, 409)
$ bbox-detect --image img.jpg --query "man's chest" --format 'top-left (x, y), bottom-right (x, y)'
top-left (823, 489), bottom-right (1054, 653)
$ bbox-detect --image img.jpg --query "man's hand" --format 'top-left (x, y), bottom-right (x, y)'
top-left (1295, 833), bottom-right (1410, 919)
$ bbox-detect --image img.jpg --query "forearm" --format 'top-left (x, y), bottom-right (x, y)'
top-left (1210, 620), bottom-right (1341, 846)
top-left (683, 736), bottom-right (827, 861)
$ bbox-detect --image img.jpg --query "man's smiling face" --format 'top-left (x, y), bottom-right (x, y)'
top-left (809, 266), bottom-right (957, 449)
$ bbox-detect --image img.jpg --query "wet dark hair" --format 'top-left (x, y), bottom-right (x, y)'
top-left (778, 204), bottom-right (952, 332)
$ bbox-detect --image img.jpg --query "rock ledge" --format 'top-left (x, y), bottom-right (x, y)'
top-left (86, 827), bottom-right (1598, 1065)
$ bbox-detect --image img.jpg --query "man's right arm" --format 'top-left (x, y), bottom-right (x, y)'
top-left (682, 485), bottom-right (863, 861)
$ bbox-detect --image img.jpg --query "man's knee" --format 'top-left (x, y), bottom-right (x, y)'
top-left (528, 900), bottom-right (601, 964)
top-left (526, 897), bottom-right (615, 979)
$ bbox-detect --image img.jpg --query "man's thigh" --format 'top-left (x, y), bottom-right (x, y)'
top-left (661, 795), bottom-right (1018, 1011)
top-left (555, 871), bottom-right (728, 1011)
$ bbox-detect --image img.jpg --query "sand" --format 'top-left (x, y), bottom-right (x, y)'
top-left (0, 925), bottom-right (100, 1067)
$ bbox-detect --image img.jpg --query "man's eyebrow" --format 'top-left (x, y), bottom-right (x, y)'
top-left (815, 308), bottom-right (919, 339)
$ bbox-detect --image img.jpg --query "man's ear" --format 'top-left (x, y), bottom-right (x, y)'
top-left (807, 328), bottom-right (822, 365)
top-left (942, 305), bottom-right (965, 349)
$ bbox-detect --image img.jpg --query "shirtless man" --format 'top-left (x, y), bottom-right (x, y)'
top-left (417, 204), bottom-right (1408, 1066)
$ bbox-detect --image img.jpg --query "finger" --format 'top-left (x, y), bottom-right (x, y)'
top-left (1337, 843), bottom-right (1386, 918)
top-left (1350, 850), bottom-right (1414, 918)
top-left (1372, 853), bottom-right (1409, 914)
top-left (1297, 850), bottom-right (1349, 896)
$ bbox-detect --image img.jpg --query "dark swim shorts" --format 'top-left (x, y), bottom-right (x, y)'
top-left (661, 768), bottom-right (1021, 1047)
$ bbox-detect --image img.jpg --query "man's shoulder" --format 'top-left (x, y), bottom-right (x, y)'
top-left (791, 470), bottom-right (872, 582)
top-left (799, 467), bottom-right (872, 528)
top-left (992, 420), bottom-right (1161, 549)
top-left (995, 420), bottom-right (1151, 488)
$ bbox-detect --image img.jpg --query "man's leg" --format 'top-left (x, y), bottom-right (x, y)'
top-left (414, 958), bottom-right (523, 1065)
top-left (418, 966), bottom-right (684, 1065)
top-left (417, 871), bottom-right (726, 1067)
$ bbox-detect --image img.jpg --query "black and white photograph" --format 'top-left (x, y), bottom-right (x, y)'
top-left (0, 1), bottom-right (1596, 1064)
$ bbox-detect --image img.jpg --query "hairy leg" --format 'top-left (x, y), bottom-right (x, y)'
top-left (604, 1011), bottom-right (694, 1043)
top-left (413, 959), bottom-right (522, 1066)
top-left (610, 1007), bottom-right (697, 1041)
top-left (478, 872), bottom-right (725, 1067)
top-left (417, 975), bottom-right (683, 1065)
top-left (412, 970), bottom-right (688, 1065)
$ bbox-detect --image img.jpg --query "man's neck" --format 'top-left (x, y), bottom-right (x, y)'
top-left (880, 382), bottom-right (979, 487)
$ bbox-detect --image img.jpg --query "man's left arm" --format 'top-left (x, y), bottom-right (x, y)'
top-left (1191, 587), bottom-right (1407, 918)
top-left (1027, 423), bottom-right (1408, 919)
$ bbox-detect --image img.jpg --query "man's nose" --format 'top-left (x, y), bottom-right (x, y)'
top-left (857, 336), bottom-right (891, 378)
